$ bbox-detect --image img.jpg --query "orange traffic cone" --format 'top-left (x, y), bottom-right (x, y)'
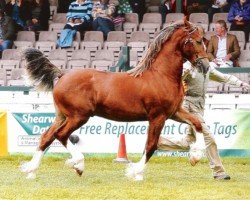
top-left (113, 133), bottom-right (130, 163)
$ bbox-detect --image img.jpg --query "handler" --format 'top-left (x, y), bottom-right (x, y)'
top-left (157, 60), bottom-right (250, 180)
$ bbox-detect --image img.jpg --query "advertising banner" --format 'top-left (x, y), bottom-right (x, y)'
top-left (7, 110), bottom-right (250, 157)
top-left (0, 111), bottom-right (8, 156)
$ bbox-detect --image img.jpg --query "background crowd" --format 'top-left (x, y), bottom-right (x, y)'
top-left (0, 0), bottom-right (249, 67)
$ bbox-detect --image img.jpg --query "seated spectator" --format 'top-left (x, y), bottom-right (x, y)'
top-left (208, 0), bottom-right (229, 22)
top-left (0, 9), bottom-right (15, 52)
top-left (207, 20), bottom-right (241, 67)
top-left (57, 0), bottom-right (93, 48)
top-left (228, 0), bottom-right (250, 42)
top-left (160, 0), bottom-right (172, 23)
top-left (187, 0), bottom-right (210, 14)
top-left (5, 0), bottom-right (30, 31)
top-left (117, 0), bottom-right (132, 14)
top-left (92, 0), bottom-right (116, 39)
top-left (128, 0), bottom-right (146, 22)
top-left (64, 0), bottom-right (93, 32)
top-left (26, 0), bottom-right (50, 32)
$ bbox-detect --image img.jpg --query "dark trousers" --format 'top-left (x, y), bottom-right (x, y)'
top-left (92, 17), bottom-right (114, 39)
top-left (230, 21), bottom-right (250, 42)
top-left (160, 5), bottom-right (172, 23)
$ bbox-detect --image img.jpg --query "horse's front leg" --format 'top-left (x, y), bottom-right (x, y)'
top-left (126, 115), bottom-right (166, 181)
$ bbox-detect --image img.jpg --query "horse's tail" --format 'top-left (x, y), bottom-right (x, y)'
top-left (23, 48), bottom-right (63, 91)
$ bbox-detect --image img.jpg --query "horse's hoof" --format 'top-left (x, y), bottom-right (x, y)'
top-left (73, 161), bottom-right (84, 177)
top-left (26, 172), bottom-right (36, 179)
top-left (20, 161), bottom-right (37, 173)
top-left (74, 168), bottom-right (83, 176)
top-left (125, 163), bottom-right (144, 181)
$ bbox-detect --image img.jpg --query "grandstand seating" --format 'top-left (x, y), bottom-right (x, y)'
top-left (127, 31), bottom-right (150, 59)
top-left (48, 49), bottom-right (68, 69)
top-left (13, 31), bottom-right (36, 49)
top-left (0, 4), bottom-right (248, 94)
top-left (104, 31), bottom-right (127, 61)
top-left (139, 13), bottom-right (162, 41)
top-left (67, 50), bottom-right (91, 69)
top-left (189, 13), bottom-right (209, 31)
top-left (239, 50), bottom-right (250, 68)
top-left (0, 69), bottom-right (6, 86)
top-left (123, 13), bottom-right (139, 39)
top-left (35, 31), bottom-right (57, 56)
top-left (51, 13), bottom-right (67, 24)
top-left (6, 69), bottom-right (26, 86)
top-left (50, 5), bottom-right (58, 20)
top-left (229, 31), bottom-right (246, 50)
top-left (91, 50), bottom-right (114, 71)
top-left (80, 31), bottom-right (104, 57)
top-left (163, 13), bottom-right (184, 28)
top-left (212, 13), bottom-right (229, 23)
top-left (147, 0), bottom-right (160, 13)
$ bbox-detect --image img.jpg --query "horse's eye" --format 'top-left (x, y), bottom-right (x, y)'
top-left (196, 40), bottom-right (202, 45)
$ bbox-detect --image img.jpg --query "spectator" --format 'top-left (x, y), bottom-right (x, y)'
top-left (5, 0), bottom-right (30, 31)
top-left (208, 0), bottom-right (229, 22)
top-left (228, 0), bottom-right (250, 42)
top-left (57, 0), bottom-right (93, 48)
top-left (0, 9), bottom-right (15, 53)
top-left (112, 0), bottom-right (132, 31)
top-left (128, 0), bottom-right (146, 22)
top-left (92, 0), bottom-right (116, 39)
top-left (64, 0), bottom-right (93, 32)
top-left (160, 0), bottom-right (172, 23)
top-left (117, 0), bottom-right (132, 14)
top-left (0, 0), bottom-right (6, 11)
top-left (187, 0), bottom-right (210, 14)
top-left (27, 0), bottom-right (50, 32)
top-left (207, 20), bottom-right (241, 67)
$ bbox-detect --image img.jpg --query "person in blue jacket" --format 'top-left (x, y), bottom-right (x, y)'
top-left (228, 0), bottom-right (250, 42)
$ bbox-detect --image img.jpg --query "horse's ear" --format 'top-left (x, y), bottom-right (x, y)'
top-left (183, 16), bottom-right (191, 28)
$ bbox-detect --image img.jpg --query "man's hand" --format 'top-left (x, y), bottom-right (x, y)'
top-left (241, 82), bottom-right (250, 90)
top-left (32, 18), bottom-right (38, 24)
top-left (74, 18), bottom-right (82, 23)
top-left (68, 18), bottom-right (74, 23)
top-left (224, 54), bottom-right (232, 61)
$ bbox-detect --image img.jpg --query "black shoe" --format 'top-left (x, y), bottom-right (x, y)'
top-left (214, 174), bottom-right (231, 180)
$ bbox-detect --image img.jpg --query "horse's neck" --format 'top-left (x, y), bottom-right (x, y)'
top-left (151, 43), bottom-right (183, 83)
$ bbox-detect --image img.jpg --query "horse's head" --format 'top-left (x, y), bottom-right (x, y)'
top-left (180, 19), bottom-right (210, 73)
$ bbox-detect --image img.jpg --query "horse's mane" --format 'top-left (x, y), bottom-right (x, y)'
top-left (127, 21), bottom-right (194, 77)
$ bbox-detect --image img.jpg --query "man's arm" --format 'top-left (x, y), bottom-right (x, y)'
top-left (229, 35), bottom-right (241, 60)
top-left (209, 65), bottom-right (250, 89)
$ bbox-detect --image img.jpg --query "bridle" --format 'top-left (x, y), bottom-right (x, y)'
top-left (183, 26), bottom-right (209, 68)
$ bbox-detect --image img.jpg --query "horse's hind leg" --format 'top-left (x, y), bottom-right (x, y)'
top-left (126, 115), bottom-right (166, 181)
top-left (53, 116), bottom-right (89, 176)
top-left (20, 115), bottom-right (65, 179)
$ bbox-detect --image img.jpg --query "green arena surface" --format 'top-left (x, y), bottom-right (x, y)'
top-left (0, 154), bottom-right (249, 200)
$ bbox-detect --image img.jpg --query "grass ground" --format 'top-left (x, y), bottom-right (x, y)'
top-left (0, 154), bottom-right (249, 200)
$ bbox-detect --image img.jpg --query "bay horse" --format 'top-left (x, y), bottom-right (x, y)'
top-left (20, 19), bottom-right (210, 180)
